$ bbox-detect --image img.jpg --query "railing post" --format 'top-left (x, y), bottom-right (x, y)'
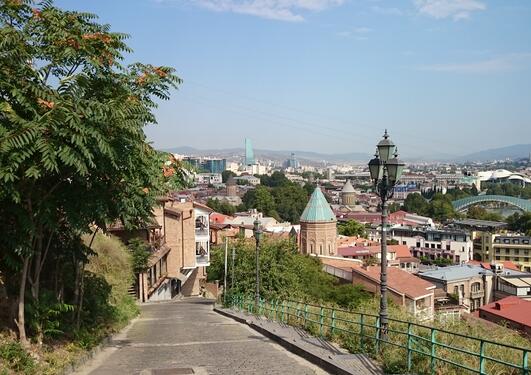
top-left (319, 306), bottom-right (324, 336)
top-left (375, 317), bottom-right (380, 353)
top-left (275, 300), bottom-right (279, 321)
top-left (523, 349), bottom-right (528, 375)
top-left (331, 309), bottom-right (336, 336)
top-left (479, 340), bottom-right (486, 375)
top-left (296, 302), bottom-right (300, 323)
top-left (431, 328), bottom-right (437, 375)
top-left (281, 301), bottom-right (285, 323)
top-left (304, 304), bottom-right (309, 328)
top-left (360, 314), bottom-right (365, 353)
top-left (407, 322), bottom-right (413, 372)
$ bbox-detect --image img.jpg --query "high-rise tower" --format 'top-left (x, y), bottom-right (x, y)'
top-left (244, 138), bottom-right (255, 166)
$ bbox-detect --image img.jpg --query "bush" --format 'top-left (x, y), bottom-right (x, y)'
top-left (0, 341), bottom-right (35, 374)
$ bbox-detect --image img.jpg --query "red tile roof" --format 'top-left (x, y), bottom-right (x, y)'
top-left (319, 257), bottom-right (363, 269)
top-left (352, 266), bottom-right (436, 299)
top-left (466, 260), bottom-right (521, 272)
top-left (338, 244), bottom-right (412, 259)
top-left (479, 296), bottom-right (531, 328)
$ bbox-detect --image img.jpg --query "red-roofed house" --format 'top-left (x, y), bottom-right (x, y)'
top-left (351, 266), bottom-right (436, 320)
top-left (338, 244), bottom-right (419, 273)
top-left (478, 296), bottom-right (531, 336)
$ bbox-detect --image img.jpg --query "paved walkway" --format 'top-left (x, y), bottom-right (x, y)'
top-left (76, 298), bottom-right (329, 375)
top-left (215, 307), bottom-right (382, 375)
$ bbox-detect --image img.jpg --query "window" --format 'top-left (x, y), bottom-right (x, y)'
top-left (471, 282), bottom-right (481, 292)
top-left (513, 239), bottom-right (519, 244)
top-left (403, 241), bottom-right (407, 245)
top-left (514, 257), bottom-right (520, 262)
top-left (495, 256), bottom-right (501, 260)
top-left (504, 239), bottom-right (510, 244)
top-left (431, 244), bottom-right (435, 249)
top-left (437, 244), bottom-right (442, 249)
top-left (515, 249), bottom-right (520, 255)
top-left (453, 286), bottom-right (459, 295)
top-left (320, 245), bottom-right (323, 255)
top-left (416, 242), bottom-right (421, 248)
top-left (446, 245), bottom-right (451, 251)
top-left (495, 249), bottom-right (500, 254)
top-left (523, 240), bottom-right (529, 245)
top-left (310, 244), bottom-right (313, 253)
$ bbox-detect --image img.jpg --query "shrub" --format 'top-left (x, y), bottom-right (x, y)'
top-left (0, 341), bottom-right (35, 374)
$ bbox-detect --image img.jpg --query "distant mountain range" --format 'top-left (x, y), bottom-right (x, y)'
top-left (459, 144), bottom-right (531, 162)
top-left (164, 144), bottom-right (531, 164)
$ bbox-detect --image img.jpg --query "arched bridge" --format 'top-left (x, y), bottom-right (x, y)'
top-left (452, 195), bottom-right (531, 212)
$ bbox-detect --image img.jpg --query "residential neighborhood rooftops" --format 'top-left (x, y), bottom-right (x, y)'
top-left (352, 266), bottom-right (436, 299)
top-left (419, 263), bottom-right (528, 282)
top-left (479, 296), bottom-right (531, 329)
top-left (419, 264), bottom-right (494, 281)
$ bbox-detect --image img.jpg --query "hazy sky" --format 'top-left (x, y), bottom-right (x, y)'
top-left (57, 0), bottom-right (531, 158)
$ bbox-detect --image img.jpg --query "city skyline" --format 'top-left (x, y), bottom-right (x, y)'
top-left (58, 0), bottom-right (531, 155)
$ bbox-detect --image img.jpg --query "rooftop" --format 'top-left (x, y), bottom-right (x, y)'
top-left (300, 187), bottom-right (336, 223)
top-left (479, 296), bottom-right (531, 328)
top-left (341, 180), bottom-right (356, 193)
top-left (352, 266), bottom-right (436, 299)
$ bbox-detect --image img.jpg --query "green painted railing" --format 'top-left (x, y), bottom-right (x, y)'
top-left (228, 294), bottom-right (530, 375)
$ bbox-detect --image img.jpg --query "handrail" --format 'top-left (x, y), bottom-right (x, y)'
top-left (226, 294), bottom-right (530, 375)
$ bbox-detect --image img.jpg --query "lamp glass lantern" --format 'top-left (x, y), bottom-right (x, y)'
top-left (376, 130), bottom-right (396, 162)
top-left (253, 219), bottom-right (262, 241)
top-left (368, 154), bottom-right (383, 182)
top-left (386, 156), bottom-right (405, 185)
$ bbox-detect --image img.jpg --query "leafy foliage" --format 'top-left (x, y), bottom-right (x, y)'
top-left (206, 197), bottom-right (236, 216)
top-left (242, 172), bottom-right (311, 223)
top-left (485, 182), bottom-right (531, 199)
top-left (338, 220), bottom-right (367, 237)
top-left (209, 239), bottom-right (370, 309)
top-left (0, 340), bottom-right (35, 374)
top-left (466, 206), bottom-right (503, 222)
top-left (506, 212), bottom-right (531, 235)
top-left (128, 238), bottom-right (151, 274)
top-left (0, 0), bottom-right (178, 346)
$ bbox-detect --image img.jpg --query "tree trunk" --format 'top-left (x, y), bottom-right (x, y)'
top-left (15, 256), bottom-right (30, 347)
top-left (75, 261), bottom-right (85, 330)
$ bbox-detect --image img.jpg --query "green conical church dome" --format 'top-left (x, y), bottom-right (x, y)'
top-left (300, 187), bottom-right (336, 222)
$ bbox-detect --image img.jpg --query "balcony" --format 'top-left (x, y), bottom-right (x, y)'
top-left (470, 290), bottom-right (483, 299)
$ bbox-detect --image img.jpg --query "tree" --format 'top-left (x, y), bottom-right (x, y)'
top-left (242, 186), bottom-right (278, 219)
top-left (466, 206), bottom-right (503, 222)
top-left (272, 184), bottom-right (309, 224)
top-left (507, 212), bottom-right (531, 235)
top-left (338, 220), bottom-right (367, 237)
top-left (222, 170), bottom-right (236, 183)
top-left (259, 171), bottom-right (289, 187)
top-left (428, 193), bottom-right (457, 221)
top-left (206, 198), bottom-right (236, 216)
top-left (208, 238), bottom-right (369, 308)
top-left (0, 1), bottom-right (179, 344)
top-left (403, 193), bottom-right (429, 215)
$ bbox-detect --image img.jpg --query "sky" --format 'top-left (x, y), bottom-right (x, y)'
top-left (56, 0), bottom-right (531, 158)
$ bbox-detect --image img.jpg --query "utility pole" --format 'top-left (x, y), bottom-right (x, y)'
top-left (223, 237), bottom-right (228, 305)
top-left (231, 246), bottom-right (235, 290)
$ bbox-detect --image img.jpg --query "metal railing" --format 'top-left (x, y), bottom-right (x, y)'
top-left (227, 294), bottom-right (529, 375)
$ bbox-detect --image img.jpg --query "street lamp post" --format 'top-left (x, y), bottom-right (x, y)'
top-left (253, 218), bottom-right (262, 311)
top-left (368, 130), bottom-right (405, 344)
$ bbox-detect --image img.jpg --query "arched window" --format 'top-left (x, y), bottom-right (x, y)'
top-left (319, 244), bottom-right (323, 255)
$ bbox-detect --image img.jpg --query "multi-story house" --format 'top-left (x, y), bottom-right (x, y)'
top-left (110, 197), bottom-right (212, 302)
top-left (388, 226), bottom-right (473, 264)
top-left (418, 264), bottom-right (495, 313)
top-left (474, 232), bottom-right (531, 272)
